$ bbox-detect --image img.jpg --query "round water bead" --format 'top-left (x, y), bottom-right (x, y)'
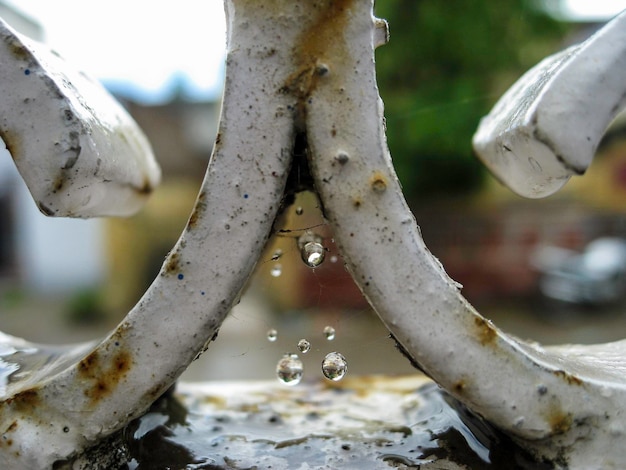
top-left (323, 325), bottom-right (336, 341)
top-left (276, 353), bottom-right (304, 386)
top-left (302, 242), bottom-right (325, 267)
top-left (322, 352), bottom-right (347, 381)
top-left (297, 232), bottom-right (326, 268)
top-left (295, 206), bottom-right (304, 215)
top-left (297, 338), bottom-right (311, 353)
top-left (270, 264), bottom-right (282, 277)
top-left (267, 329), bottom-right (278, 342)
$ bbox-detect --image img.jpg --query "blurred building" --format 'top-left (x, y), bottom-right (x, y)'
top-left (0, 2), bottom-right (221, 307)
top-left (0, 2), bottom-right (107, 294)
top-left (103, 95), bottom-right (220, 314)
top-left (415, 116), bottom-right (626, 303)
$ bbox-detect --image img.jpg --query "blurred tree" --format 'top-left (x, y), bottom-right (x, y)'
top-left (374, 0), bottom-right (571, 202)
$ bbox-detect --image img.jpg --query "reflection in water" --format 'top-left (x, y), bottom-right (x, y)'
top-left (0, 332), bottom-right (96, 398)
top-left (83, 377), bottom-right (552, 469)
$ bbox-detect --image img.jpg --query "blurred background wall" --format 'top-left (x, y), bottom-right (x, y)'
top-left (1, 1), bottom-right (626, 379)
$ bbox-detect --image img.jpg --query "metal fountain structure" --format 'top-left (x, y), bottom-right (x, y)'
top-left (0, 1), bottom-right (625, 468)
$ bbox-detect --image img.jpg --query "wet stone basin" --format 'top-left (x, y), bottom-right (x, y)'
top-left (78, 375), bottom-right (550, 469)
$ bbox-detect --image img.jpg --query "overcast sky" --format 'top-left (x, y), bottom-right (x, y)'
top-left (5, 1), bottom-right (626, 104)
top-left (7, 0), bottom-right (227, 103)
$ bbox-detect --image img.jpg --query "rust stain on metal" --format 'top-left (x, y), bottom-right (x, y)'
top-left (2, 388), bottom-right (40, 413)
top-left (78, 349), bottom-right (132, 405)
top-left (0, 128), bottom-right (20, 161)
top-left (134, 176), bottom-right (155, 196)
top-left (547, 408), bottom-right (572, 435)
top-left (370, 171), bottom-right (388, 193)
top-left (52, 175), bottom-right (65, 193)
top-left (474, 316), bottom-right (497, 346)
top-left (0, 420), bottom-right (16, 448)
top-left (453, 379), bottom-right (467, 394)
top-left (5, 37), bottom-right (30, 61)
top-left (4, 421), bottom-right (17, 433)
top-left (163, 250), bottom-right (181, 274)
top-left (553, 370), bottom-right (583, 386)
top-left (145, 382), bottom-right (170, 402)
top-left (284, 0), bottom-right (355, 100)
top-left (187, 191), bottom-right (207, 230)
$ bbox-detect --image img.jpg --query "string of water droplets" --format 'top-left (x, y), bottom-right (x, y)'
top-left (297, 338), bottom-right (311, 353)
top-left (268, 230), bottom-right (327, 278)
top-left (298, 231), bottom-right (326, 268)
top-left (267, 204), bottom-right (348, 384)
top-left (269, 325), bottom-right (347, 385)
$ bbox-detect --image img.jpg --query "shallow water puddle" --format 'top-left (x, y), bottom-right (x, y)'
top-left (117, 376), bottom-right (549, 469)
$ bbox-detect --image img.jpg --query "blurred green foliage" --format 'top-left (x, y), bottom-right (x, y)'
top-left (65, 288), bottom-right (106, 325)
top-left (374, 1), bottom-right (571, 201)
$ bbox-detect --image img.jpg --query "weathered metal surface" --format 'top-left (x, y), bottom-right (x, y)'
top-left (1, 1), bottom-right (297, 467)
top-left (305, 6), bottom-right (626, 467)
top-left (0, 18), bottom-right (160, 217)
top-left (473, 10), bottom-right (626, 198)
top-left (0, 1), bottom-right (625, 468)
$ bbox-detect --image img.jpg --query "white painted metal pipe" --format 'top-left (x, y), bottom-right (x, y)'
top-left (473, 10), bottom-right (626, 198)
top-left (0, 18), bottom-right (161, 217)
top-left (0, 4), bottom-right (294, 465)
top-left (306, 7), bottom-right (626, 468)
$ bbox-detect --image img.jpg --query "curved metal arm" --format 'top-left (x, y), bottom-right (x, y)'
top-left (306, 5), bottom-right (626, 468)
top-left (0, 5), bottom-right (296, 466)
top-left (0, 19), bottom-right (161, 217)
top-left (473, 10), bottom-right (626, 198)
top-left (1, 2), bottom-right (626, 468)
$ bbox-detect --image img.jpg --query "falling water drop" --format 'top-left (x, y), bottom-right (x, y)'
top-left (295, 206), bottom-right (304, 215)
top-left (276, 353), bottom-right (303, 386)
top-left (302, 242), bottom-right (325, 267)
top-left (322, 352), bottom-right (347, 381)
top-left (267, 329), bottom-right (278, 342)
top-left (271, 249), bottom-right (283, 261)
top-left (297, 232), bottom-right (326, 268)
top-left (297, 339), bottom-right (311, 353)
top-left (270, 264), bottom-right (282, 277)
top-left (323, 326), bottom-right (336, 341)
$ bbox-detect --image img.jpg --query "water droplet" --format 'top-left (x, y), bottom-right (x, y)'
top-left (297, 339), bottom-right (311, 353)
top-left (295, 206), bottom-right (304, 215)
top-left (267, 329), bottom-right (278, 342)
top-left (270, 264), bottom-right (282, 277)
top-left (322, 352), bottom-right (347, 381)
top-left (298, 232), bottom-right (326, 268)
top-left (302, 242), bottom-right (324, 267)
top-left (271, 249), bottom-right (283, 261)
top-left (330, 255), bottom-right (338, 263)
top-left (323, 326), bottom-right (336, 341)
top-left (276, 353), bottom-right (303, 386)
